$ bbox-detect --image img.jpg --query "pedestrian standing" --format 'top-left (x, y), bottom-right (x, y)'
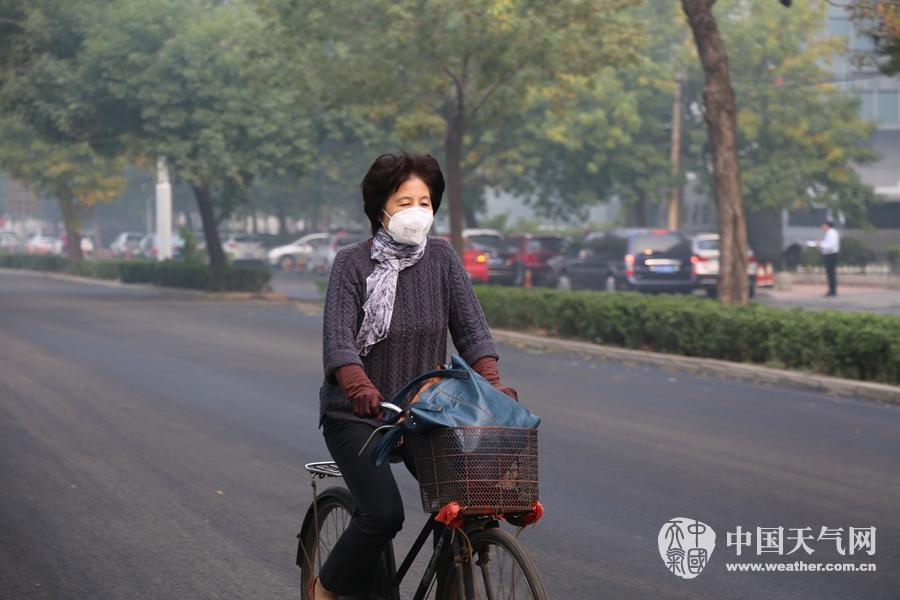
top-left (310, 152), bottom-right (517, 600)
top-left (818, 220), bottom-right (840, 297)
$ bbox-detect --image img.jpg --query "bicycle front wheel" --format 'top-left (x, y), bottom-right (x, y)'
top-left (439, 527), bottom-right (548, 600)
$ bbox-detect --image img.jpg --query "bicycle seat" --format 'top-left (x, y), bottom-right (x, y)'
top-left (305, 461), bottom-right (343, 478)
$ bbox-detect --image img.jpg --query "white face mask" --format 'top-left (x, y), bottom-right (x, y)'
top-left (382, 206), bottom-right (433, 245)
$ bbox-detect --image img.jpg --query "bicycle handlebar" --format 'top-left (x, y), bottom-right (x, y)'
top-left (380, 401), bottom-right (404, 421)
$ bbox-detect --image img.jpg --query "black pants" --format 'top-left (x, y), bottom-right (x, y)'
top-left (823, 253), bottom-right (838, 295)
top-left (318, 419), bottom-right (418, 596)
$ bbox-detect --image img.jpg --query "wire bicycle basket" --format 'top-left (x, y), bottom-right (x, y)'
top-left (411, 426), bottom-right (539, 515)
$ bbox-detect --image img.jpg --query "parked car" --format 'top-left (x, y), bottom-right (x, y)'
top-left (504, 234), bottom-right (565, 286)
top-left (223, 234), bottom-right (267, 261)
top-left (0, 231), bottom-right (22, 253)
top-left (462, 228), bottom-right (519, 285)
top-left (25, 233), bottom-right (62, 256)
top-left (690, 233), bottom-right (758, 298)
top-left (110, 231), bottom-right (145, 258)
top-left (307, 231), bottom-right (367, 273)
top-left (268, 232), bottom-right (331, 270)
top-left (439, 235), bottom-right (490, 283)
top-left (548, 228), bottom-right (695, 293)
top-left (138, 233), bottom-right (184, 259)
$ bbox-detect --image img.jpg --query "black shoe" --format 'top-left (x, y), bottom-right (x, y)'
top-left (824, 292), bottom-right (836, 297)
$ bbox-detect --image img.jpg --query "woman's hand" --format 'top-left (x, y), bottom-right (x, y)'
top-left (472, 356), bottom-right (519, 400)
top-left (335, 363), bottom-right (384, 418)
top-left (351, 387), bottom-right (384, 418)
top-left (497, 385), bottom-right (519, 401)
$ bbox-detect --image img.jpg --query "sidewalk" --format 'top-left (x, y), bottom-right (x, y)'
top-left (757, 283), bottom-right (900, 315)
top-left (783, 271), bottom-right (900, 290)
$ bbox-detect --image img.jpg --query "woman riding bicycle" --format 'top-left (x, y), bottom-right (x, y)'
top-left (311, 152), bottom-right (517, 599)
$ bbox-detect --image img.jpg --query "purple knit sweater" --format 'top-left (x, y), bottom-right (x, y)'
top-left (319, 235), bottom-right (499, 427)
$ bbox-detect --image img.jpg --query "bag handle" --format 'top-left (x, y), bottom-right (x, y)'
top-left (382, 366), bottom-right (468, 421)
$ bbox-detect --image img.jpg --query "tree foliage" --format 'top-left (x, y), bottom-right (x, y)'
top-left (684, 0), bottom-right (876, 221)
top-left (0, 117), bottom-right (126, 259)
top-left (848, 0), bottom-right (900, 74)
top-left (0, 0), bottom-right (884, 265)
top-left (488, 1), bottom-right (875, 230)
top-left (265, 0), bottom-right (644, 252)
top-left (1, 0), bottom-right (316, 266)
top-left (499, 1), bottom-right (682, 224)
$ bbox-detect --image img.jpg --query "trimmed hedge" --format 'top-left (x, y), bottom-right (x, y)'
top-left (155, 262), bottom-right (271, 292)
top-left (0, 254), bottom-right (271, 293)
top-left (474, 285), bottom-right (900, 385)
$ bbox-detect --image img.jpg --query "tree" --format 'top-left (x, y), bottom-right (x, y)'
top-left (267, 0), bottom-right (642, 255)
top-left (682, 0), bottom-right (751, 304)
top-left (498, 2), bottom-right (683, 226)
top-left (0, 118), bottom-right (126, 259)
top-left (847, 0), bottom-right (900, 74)
top-left (691, 0), bottom-right (876, 225)
top-left (0, 1), bottom-right (27, 76)
top-left (1, 0), bottom-right (315, 267)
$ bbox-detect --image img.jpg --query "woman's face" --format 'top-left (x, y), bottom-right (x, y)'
top-left (380, 176), bottom-right (432, 230)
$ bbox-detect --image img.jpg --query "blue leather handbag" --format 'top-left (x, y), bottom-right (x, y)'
top-left (370, 355), bottom-right (541, 467)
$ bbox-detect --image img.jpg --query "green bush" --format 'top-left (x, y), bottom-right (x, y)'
top-left (474, 285), bottom-right (900, 385)
top-left (0, 253), bottom-right (67, 271)
top-left (118, 261), bottom-right (159, 283)
top-left (155, 261), bottom-right (271, 292)
top-left (0, 254), bottom-right (271, 292)
top-left (839, 237), bottom-right (876, 267)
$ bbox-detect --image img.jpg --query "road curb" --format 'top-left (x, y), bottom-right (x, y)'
top-left (491, 329), bottom-right (900, 405)
top-left (0, 267), bottom-right (287, 302)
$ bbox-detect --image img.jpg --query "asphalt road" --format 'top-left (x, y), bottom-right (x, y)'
top-left (1, 270), bottom-right (898, 600)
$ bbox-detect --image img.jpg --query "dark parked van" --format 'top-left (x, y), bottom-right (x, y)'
top-left (549, 229), bottom-right (695, 293)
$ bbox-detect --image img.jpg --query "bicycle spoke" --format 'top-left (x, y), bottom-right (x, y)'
top-left (314, 505), bottom-right (351, 574)
top-left (470, 538), bottom-right (534, 600)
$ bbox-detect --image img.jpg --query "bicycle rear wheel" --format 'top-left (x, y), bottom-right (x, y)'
top-left (438, 527), bottom-right (548, 600)
top-left (298, 486), bottom-right (397, 600)
top-left (298, 486), bottom-right (355, 599)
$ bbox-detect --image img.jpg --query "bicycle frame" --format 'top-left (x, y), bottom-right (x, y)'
top-left (302, 462), bottom-right (502, 600)
top-left (384, 514), bottom-right (489, 600)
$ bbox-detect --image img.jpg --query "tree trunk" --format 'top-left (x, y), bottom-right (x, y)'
top-left (682, 0), bottom-right (749, 304)
top-left (633, 187), bottom-right (649, 227)
top-left (463, 203), bottom-right (478, 229)
top-left (192, 184), bottom-right (226, 268)
top-left (58, 195), bottom-right (83, 261)
top-left (276, 204), bottom-right (288, 236)
top-left (445, 113), bottom-right (465, 257)
top-left (250, 203), bottom-right (258, 235)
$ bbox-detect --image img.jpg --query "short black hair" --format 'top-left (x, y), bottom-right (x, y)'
top-left (824, 220), bottom-right (834, 227)
top-left (361, 152), bottom-right (445, 235)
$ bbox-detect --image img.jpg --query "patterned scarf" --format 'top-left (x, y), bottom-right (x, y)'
top-left (355, 227), bottom-right (427, 356)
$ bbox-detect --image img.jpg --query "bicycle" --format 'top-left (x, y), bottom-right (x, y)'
top-left (296, 407), bottom-right (548, 599)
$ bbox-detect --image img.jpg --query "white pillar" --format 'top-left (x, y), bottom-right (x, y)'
top-left (156, 157), bottom-right (172, 261)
